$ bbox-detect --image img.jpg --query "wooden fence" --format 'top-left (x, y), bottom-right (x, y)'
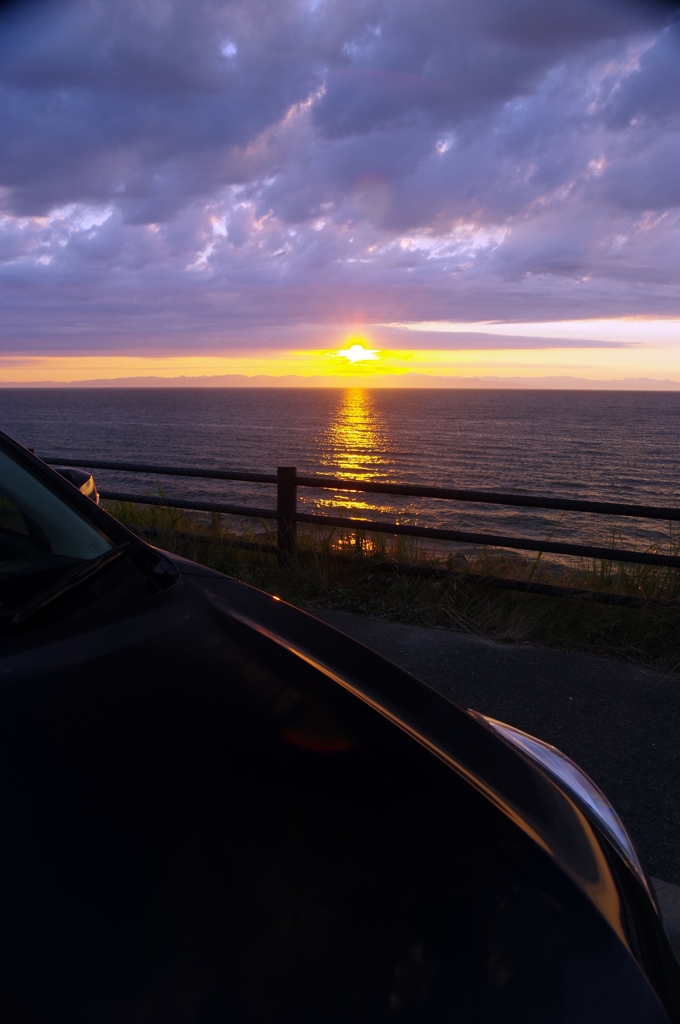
top-left (43, 457), bottom-right (680, 571)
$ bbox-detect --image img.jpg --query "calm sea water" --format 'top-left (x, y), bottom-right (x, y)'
top-left (2, 387), bottom-right (680, 552)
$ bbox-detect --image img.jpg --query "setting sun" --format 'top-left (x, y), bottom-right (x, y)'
top-left (336, 343), bottom-right (380, 364)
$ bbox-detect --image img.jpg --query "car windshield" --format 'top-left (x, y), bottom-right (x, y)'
top-left (0, 447), bottom-right (112, 588)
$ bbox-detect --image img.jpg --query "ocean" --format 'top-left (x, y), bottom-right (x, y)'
top-left (2, 387), bottom-right (680, 553)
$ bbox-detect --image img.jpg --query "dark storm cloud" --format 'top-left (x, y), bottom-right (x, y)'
top-left (0, 0), bottom-right (679, 350)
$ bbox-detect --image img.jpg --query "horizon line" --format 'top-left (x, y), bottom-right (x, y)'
top-left (2, 371), bottom-right (680, 390)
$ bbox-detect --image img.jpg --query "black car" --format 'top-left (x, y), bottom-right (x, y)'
top-left (0, 428), bottom-right (677, 1023)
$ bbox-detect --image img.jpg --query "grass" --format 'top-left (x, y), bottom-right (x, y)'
top-left (104, 498), bottom-right (680, 674)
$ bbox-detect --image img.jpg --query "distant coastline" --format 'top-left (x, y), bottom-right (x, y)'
top-left (2, 373), bottom-right (680, 390)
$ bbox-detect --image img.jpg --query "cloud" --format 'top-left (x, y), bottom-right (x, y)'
top-left (0, 0), bottom-right (679, 352)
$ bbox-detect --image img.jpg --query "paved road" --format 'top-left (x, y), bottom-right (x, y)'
top-left (316, 611), bottom-right (680, 894)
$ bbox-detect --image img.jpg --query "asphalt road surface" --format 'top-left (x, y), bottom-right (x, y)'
top-left (316, 610), bottom-right (680, 953)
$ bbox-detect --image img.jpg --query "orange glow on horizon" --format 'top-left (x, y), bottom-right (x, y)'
top-left (1, 338), bottom-right (680, 384)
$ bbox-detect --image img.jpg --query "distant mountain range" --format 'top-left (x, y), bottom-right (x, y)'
top-left (2, 373), bottom-right (680, 390)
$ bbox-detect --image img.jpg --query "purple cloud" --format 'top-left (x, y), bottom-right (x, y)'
top-left (0, 0), bottom-right (678, 352)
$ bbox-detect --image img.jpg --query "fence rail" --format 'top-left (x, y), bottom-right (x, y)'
top-left (43, 456), bottom-right (680, 570)
top-left (41, 456), bottom-right (680, 520)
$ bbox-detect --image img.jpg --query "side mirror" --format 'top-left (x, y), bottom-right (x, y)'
top-left (54, 467), bottom-right (100, 504)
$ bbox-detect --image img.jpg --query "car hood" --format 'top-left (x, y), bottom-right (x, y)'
top-left (0, 553), bottom-right (676, 1022)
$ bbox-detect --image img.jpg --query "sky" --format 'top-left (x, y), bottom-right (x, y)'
top-left (1, 0), bottom-right (680, 383)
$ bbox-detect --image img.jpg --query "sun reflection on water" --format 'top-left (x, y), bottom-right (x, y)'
top-left (324, 389), bottom-right (390, 479)
top-left (314, 389), bottom-right (394, 515)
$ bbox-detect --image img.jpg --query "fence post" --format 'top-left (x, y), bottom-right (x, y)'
top-left (277, 466), bottom-right (297, 559)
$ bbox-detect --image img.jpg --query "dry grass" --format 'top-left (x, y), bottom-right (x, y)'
top-left (104, 498), bottom-right (680, 674)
